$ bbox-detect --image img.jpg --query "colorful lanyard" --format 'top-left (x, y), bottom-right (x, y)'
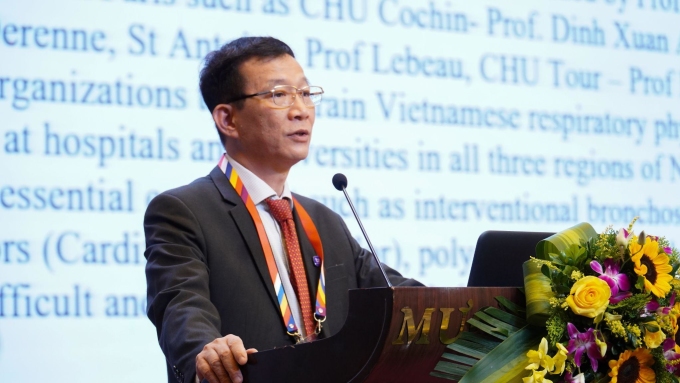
top-left (218, 155), bottom-right (327, 342)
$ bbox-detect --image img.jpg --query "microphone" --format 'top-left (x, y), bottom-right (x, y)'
top-left (332, 173), bottom-right (392, 288)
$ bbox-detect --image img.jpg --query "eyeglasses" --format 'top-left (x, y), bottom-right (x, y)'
top-left (227, 85), bottom-right (324, 108)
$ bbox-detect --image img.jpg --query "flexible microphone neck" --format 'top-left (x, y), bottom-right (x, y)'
top-left (332, 173), bottom-right (392, 288)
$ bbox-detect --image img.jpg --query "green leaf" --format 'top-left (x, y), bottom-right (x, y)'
top-left (548, 253), bottom-right (565, 265)
top-left (484, 306), bottom-right (527, 328)
top-left (536, 223), bottom-right (598, 261)
top-left (575, 248), bottom-right (589, 266)
top-left (541, 264), bottom-right (550, 278)
top-left (556, 273), bottom-right (569, 286)
top-left (453, 338), bottom-right (497, 354)
top-left (466, 318), bottom-right (508, 340)
top-left (458, 325), bottom-right (543, 383)
top-left (432, 297), bottom-right (534, 381)
top-left (495, 296), bottom-right (526, 316)
top-left (447, 340), bottom-right (490, 359)
top-left (456, 331), bottom-right (502, 350)
top-left (474, 311), bottom-right (520, 334)
top-left (440, 352), bottom-right (480, 366)
top-left (555, 285), bottom-right (571, 294)
top-left (429, 372), bottom-right (459, 381)
top-left (430, 361), bottom-right (469, 380)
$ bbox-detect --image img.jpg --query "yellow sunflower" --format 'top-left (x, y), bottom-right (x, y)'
top-left (630, 237), bottom-right (673, 297)
top-left (608, 348), bottom-right (655, 383)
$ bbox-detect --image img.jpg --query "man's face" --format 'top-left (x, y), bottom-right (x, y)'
top-left (229, 54), bottom-right (315, 172)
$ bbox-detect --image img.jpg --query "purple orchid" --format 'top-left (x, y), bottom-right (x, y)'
top-left (567, 323), bottom-right (604, 372)
top-left (590, 259), bottom-right (632, 304)
top-left (663, 338), bottom-right (680, 374)
top-left (563, 371), bottom-right (585, 383)
top-left (647, 293), bottom-right (676, 315)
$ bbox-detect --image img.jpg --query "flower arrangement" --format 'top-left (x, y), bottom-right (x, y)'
top-left (523, 219), bottom-right (680, 383)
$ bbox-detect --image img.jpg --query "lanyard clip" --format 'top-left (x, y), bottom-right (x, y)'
top-left (287, 331), bottom-right (304, 344)
top-left (314, 313), bottom-right (327, 335)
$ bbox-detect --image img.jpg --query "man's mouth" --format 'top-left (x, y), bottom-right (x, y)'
top-left (289, 130), bottom-right (309, 137)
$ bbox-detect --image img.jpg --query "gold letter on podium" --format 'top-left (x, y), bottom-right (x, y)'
top-left (392, 307), bottom-right (435, 345)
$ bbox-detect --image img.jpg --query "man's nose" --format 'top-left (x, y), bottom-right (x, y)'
top-left (288, 93), bottom-right (311, 120)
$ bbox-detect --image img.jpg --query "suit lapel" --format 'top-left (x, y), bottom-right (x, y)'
top-left (212, 166), bottom-right (330, 338)
top-left (210, 167), bottom-right (280, 313)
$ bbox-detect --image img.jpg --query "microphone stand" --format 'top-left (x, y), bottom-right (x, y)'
top-left (333, 173), bottom-right (393, 288)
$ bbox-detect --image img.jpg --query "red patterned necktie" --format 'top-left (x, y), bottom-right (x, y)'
top-left (265, 198), bottom-right (315, 338)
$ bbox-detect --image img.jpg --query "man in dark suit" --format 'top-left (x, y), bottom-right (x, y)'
top-left (144, 37), bottom-right (420, 383)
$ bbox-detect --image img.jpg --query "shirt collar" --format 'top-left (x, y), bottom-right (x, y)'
top-left (224, 153), bottom-right (292, 206)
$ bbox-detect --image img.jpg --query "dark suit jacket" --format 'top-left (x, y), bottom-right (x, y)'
top-left (144, 167), bottom-right (421, 383)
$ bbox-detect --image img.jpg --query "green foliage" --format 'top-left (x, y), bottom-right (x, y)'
top-left (457, 326), bottom-right (543, 383)
top-left (433, 297), bottom-right (531, 382)
top-left (661, 237), bottom-right (680, 275)
top-left (626, 331), bottom-right (640, 349)
top-left (609, 294), bottom-right (652, 319)
top-left (545, 314), bottom-right (565, 347)
top-left (541, 264), bottom-right (550, 278)
top-left (541, 255), bottom-right (575, 296)
top-left (549, 244), bottom-right (589, 270)
top-left (592, 227), bottom-right (618, 261)
top-left (659, 237), bottom-right (671, 248)
top-left (495, 297), bottom-right (526, 317)
top-left (652, 347), bottom-right (678, 383)
top-left (658, 295), bottom-right (672, 308)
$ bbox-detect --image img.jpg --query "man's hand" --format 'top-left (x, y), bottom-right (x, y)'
top-left (196, 335), bottom-right (258, 383)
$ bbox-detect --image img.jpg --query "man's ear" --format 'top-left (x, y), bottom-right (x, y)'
top-left (212, 104), bottom-right (239, 139)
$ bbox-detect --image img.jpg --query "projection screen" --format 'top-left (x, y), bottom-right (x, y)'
top-left (1, 0), bottom-right (679, 381)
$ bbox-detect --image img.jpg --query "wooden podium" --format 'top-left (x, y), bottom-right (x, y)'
top-left (241, 287), bottom-right (523, 383)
